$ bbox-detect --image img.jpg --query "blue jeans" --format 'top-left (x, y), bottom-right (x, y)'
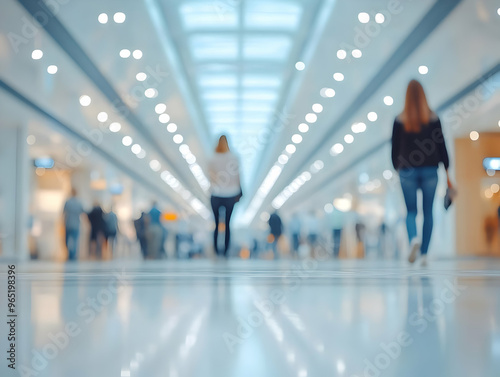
top-left (65, 228), bottom-right (80, 261)
top-left (399, 167), bottom-right (438, 255)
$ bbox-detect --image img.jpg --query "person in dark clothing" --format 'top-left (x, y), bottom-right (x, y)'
top-left (87, 202), bottom-right (106, 259)
top-left (104, 207), bottom-right (118, 256)
top-left (63, 188), bottom-right (84, 261)
top-left (268, 212), bottom-right (283, 259)
top-left (391, 80), bottom-right (454, 266)
top-left (134, 212), bottom-right (147, 259)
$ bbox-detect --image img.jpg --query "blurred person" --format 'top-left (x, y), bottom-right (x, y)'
top-left (104, 206), bottom-right (118, 257)
top-left (288, 212), bottom-right (301, 257)
top-left (145, 214), bottom-right (162, 259)
top-left (268, 212), bottom-right (283, 259)
top-left (87, 201), bottom-right (106, 259)
top-left (327, 209), bottom-right (344, 258)
top-left (63, 188), bottom-right (84, 261)
top-left (208, 135), bottom-right (242, 257)
top-left (134, 212), bottom-right (147, 259)
top-left (149, 201), bottom-right (167, 258)
top-left (305, 211), bottom-right (320, 251)
top-left (391, 80), bottom-right (453, 266)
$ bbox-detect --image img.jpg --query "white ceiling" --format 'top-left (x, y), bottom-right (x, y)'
top-left (0, 0), bottom-right (499, 226)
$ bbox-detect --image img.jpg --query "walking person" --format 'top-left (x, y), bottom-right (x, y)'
top-left (63, 188), bottom-right (84, 261)
top-left (268, 212), bottom-right (283, 259)
top-left (87, 201), bottom-right (106, 260)
top-left (391, 80), bottom-right (454, 266)
top-left (208, 135), bottom-right (242, 258)
top-left (288, 212), bottom-right (301, 258)
top-left (104, 206), bottom-right (118, 257)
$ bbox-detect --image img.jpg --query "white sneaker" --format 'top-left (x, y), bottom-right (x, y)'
top-left (408, 238), bottom-right (421, 264)
top-left (420, 255), bottom-right (428, 267)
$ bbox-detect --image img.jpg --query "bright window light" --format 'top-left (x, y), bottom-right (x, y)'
top-left (131, 144), bottom-right (142, 154)
top-left (292, 134), bottom-right (303, 144)
top-left (367, 112), bottom-right (378, 122)
top-left (47, 65), bottom-right (58, 74)
top-left (179, 3), bottom-right (237, 30)
top-left (159, 113), bottom-right (170, 124)
top-left (295, 61), bottom-right (305, 71)
top-left (344, 134), bottom-right (354, 144)
top-left (97, 112), bottom-right (108, 122)
top-left (145, 88), bottom-right (158, 98)
top-left (375, 13), bottom-right (385, 23)
top-left (109, 122), bottom-right (121, 133)
top-left (173, 134), bottom-right (184, 144)
top-left (384, 96), bottom-right (394, 106)
top-left (119, 49), bottom-right (130, 58)
top-left (244, 36), bottom-right (292, 61)
top-left (190, 35), bottom-right (237, 60)
top-left (337, 49), bottom-right (347, 60)
top-left (167, 123), bottom-right (177, 133)
top-left (352, 49), bottom-right (362, 58)
top-left (122, 136), bottom-right (132, 146)
top-left (312, 103), bottom-right (323, 113)
top-left (133, 50), bottom-right (143, 60)
top-left (242, 75), bottom-right (281, 88)
top-left (298, 123), bottom-right (309, 133)
top-left (333, 73), bottom-right (344, 81)
top-left (136, 72), bottom-right (147, 81)
top-left (79, 95), bottom-right (91, 107)
top-left (286, 144), bottom-right (296, 154)
top-left (149, 160), bottom-right (161, 172)
top-left (330, 143), bottom-right (344, 156)
top-left (305, 113), bottom-right (317, 123)
top-left (245, 2), bottom-right (302, 30)
top-left (32, 49), bottom-right (43, 60)
top-left (155, 103), bottom-right (167, 114)
top-left (358, 12), bottom-right (370, 23)
top-left (114, 12), bottom-right (126, 23)
top-left (418, 65), bottom-right (429, 75)
top-left (98, 13), bottom-right (108, 24)
top-left (470, 131), bottom-right (479, 141)
top-left (199, 75), bottom-right (237, 88)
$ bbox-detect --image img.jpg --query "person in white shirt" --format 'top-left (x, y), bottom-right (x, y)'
top-left (208, 135), bottom-right (242, 257)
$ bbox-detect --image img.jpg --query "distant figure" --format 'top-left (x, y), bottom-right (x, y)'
top-left (305, 211), bottom-right (320, 250)
top-left (268, 212), bottom-right (283, 259)
top-left (104, 207), bottom-right (118, 256)
top-left (149, 201), bottom-right (166, 258)
top-left (208, 135), bottom-right (241, 257)
top-left (145, 214), bottom-right (162, 259)
top-left (87, 202), bottom-right (106, 259)
top-left (288, 212), bottom-right (301, 257)
top-left (328, 209), bottom-right (344, 258)
top-left (134, 212), bottom-right (147, 259)
top-left (391, 80), bottom-right (453, 266)
top-left (63, 188), bottom-right (84, 261)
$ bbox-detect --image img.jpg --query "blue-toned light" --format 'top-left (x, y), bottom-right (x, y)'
top-left (243, 36), bottom-right (292, 60)
top-left (189, 35), bottom-right (238, 60)
top-left (34, 157), bottom-right (54, 169)
top-left (483, 158), bottom-right (500, 171)
top-left (202, 90), bottom-right (238, 100)
top-left (242, 75), bottom-right (282, 88)
top-left (242, 90), bottom-right (278, 101)
top-left (245, 2), bottom-right (302, 30)
top-left (179, 3), bottom-right (237, 30)
top-left (198, 75), bottom-right (238, 88)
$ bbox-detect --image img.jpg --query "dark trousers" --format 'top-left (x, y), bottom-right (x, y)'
top-left (291, 233), bottom-right (300, 254)
top-left (332, 229), bottom-right (342, 258)
top-left (211, 195), bottom-right (237, 256)
top-left (65, 228), bottom-right (79, 261)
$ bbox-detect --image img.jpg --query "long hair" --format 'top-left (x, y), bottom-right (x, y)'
top-left (215, 135), bottom-right (230, 153)
top-left (401, 80), bottom-right (432, 133)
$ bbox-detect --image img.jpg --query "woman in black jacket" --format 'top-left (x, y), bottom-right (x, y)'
top-left (391, 80), bottom-right (454, 266)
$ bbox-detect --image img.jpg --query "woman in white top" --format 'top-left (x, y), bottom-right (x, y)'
top-left (208, 135), bottom-right (241, 257)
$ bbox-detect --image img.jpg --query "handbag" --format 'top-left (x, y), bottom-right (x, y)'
top-left (444, 187), bottom-right (457, 210)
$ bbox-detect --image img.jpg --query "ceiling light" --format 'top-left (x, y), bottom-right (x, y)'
top-left (383, 170), bottom-right (393, 180)
top-left (97, 112), bottom-right (108, 122)
top-left (119, 49), bottom-right (130, 58)
top-left (418, 65), bottom-right (429, 75)
top-left (470, 131), bottom-right (479, 141)
top-left (352, 49), bottom-right (362, 58)
top-left (109, 122), bottom-right (121, 132)
top-left (384, 96), bottom-right (394, 106)
top-left (375, 13), bottom-right (385, 23)
top-left (330, 143), bottom-right (344, 156)
top-left (114, 12), bottom-right (126, 23)
top-left (325, 88), bottom-right (335, 98)
top-left (337, 49), bottom-right (347, 60)
top-left (286, 144), bottom-right (296, 154)
top-left (26, 135), bottom-right (36, 145)
top-left (47, 65), bottom-right (58, 74)
top-left (159, 113), bottom-right (170, 124)
top-left (333, 73), bottom-right (344, 81)
top-left (298, 123), bottom-right (309, 133)
top-left (312, 104), bottom-right (323, 113)
top-left (305, 113), bottom-right (317, 123)
top-left (292, 134), bottom-right (303, 144)
top-left (137, 150), bottom-right (146, 159)
top-left (351, 122), bottom-right (366, 133)
top-left (98, 13), bottom-right (108, 24)
top-left (131, 144), bottom-right (142, 154)
top-left (133, 50), bottom-right (143, 59)
top-left (167, 123), bottom-right (177, 133)
top-left (145, 88), bottom-right (158, 98)
top-left (367, 112), bottom-right (378, 122)
top-left (358, 12), bottom-right (370, 23)
top-left (498, 120), bottom-right (500, 127)
top-left (173, 134), bottom-right (184, 144)
top-left (122, 136), bottom-right (132, 146)
top-left (155, 103), bottom-right (166, 114)
top-left (491, 183), bottom-right (499, 193)
top-left (344, 134), bottom-right (354, 144)
top-left (31, 49), bottom-right (43, 60)
top-left (333, 198), bottom-right (352, 212)
top-left (149, 160), bottom-right (161, 172)
top-left (136, 72), bottom-right (147, 81)
top-left (278, 154), bottom-right (289, 164)
top-left (79, 95), bottom-right (91, 106)
top-left (295, 61), bottom-right (305, 71)
top-left (497, 8), bottom-right (500, 16)
top-left (179, 144), bottom-right (190, 154)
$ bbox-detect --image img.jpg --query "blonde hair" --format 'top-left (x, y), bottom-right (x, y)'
top-left (215, 135), bottom-right (230, 153)
top-left (401, 80), bottom-right (432, 133)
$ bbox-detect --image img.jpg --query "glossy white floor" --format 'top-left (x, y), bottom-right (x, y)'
top-left (1, 258), bottom-right (500, 377)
